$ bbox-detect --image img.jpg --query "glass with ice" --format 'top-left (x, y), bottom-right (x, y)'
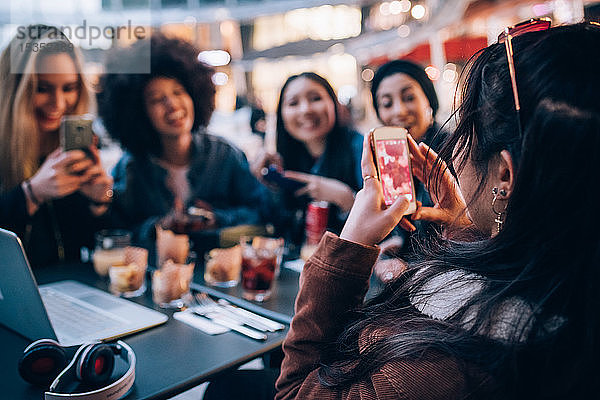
top-left (240, 236), bottom-right (282, 302)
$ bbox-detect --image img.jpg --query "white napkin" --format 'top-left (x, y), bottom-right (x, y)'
top-left (283, 259), bottom-right (304, 273)
top-left (173, 310), bottom-right (230, 335)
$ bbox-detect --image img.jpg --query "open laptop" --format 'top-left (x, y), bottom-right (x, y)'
top-left (0, 228), bottom-right (168, 346)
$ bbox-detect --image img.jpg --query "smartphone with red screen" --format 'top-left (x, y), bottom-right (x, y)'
top-left (370, 127), bottom-right (417, 214)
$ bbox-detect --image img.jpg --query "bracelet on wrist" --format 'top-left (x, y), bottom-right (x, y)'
top-left (24, 180), bottom-right (42, 206)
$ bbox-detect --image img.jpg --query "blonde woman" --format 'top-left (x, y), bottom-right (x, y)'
top-left (0, 25), bottom-right (113, 267)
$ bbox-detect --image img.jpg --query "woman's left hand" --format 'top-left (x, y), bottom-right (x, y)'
top-left (284, 171), bottom-right (356, 213)
top-left (340, 133), bottom-right (411, 247)
top-left (408, 135), bottom-right (471, 229)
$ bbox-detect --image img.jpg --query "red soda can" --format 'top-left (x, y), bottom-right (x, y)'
top-left (305, 201), bottom-right (329, 245)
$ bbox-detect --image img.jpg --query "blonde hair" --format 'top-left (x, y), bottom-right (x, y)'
top-left (0, 25), bottom-right (95, 192)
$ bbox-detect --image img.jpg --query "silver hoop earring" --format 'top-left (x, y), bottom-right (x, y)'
top-left (491, 187), bottom-right (507, 233)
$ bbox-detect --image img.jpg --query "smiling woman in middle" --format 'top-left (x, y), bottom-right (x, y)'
top-left (98, 33), bottom-right (267, 249)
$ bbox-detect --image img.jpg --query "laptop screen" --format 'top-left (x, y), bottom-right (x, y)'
top-left (0, 228), bottom-right (167, 346)
top-left (0, 228), bottom-right (57, 341)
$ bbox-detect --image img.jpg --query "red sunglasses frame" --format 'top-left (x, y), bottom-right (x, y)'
top-left (497, 18), bottom-right (551, 136)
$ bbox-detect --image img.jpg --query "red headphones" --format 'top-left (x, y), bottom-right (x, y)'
top-left (18, 339), bottom-right (135, 400)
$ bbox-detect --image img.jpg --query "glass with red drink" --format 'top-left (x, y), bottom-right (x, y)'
top-left (240, 236), bottom-right (280, 302)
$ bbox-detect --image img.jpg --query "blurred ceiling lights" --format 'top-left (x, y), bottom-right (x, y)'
top-left (198, 50), bottom-right (231, 66)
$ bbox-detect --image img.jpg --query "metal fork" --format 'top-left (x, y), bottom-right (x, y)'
top-left (193, 293), bottom-right (272, 331)
top-left (191, 293), bottom-right (267, 341)
top-left (194, 292), bottom-right (282, 332)
top-left (216, 298), bottom-right (285, 332)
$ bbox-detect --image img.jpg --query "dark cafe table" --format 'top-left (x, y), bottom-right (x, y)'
top-left (0, 261), bottom-right (300, 400)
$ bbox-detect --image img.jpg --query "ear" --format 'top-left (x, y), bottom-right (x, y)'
top-left (496, 150), bottom-right (515, 198)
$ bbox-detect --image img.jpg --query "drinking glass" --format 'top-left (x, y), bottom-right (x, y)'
top-left (152, 252), bottom-right (196, 309)
top-left (204, 245), bottom-right (242, 288)
top-left (92, 230), bottom-right (132, 276)
top-left (108, 247), bottom-right (149, 298)
top-left (109, 263), bottom-right (147, 298)
top-left (240, 236), bottom-right (282, 302)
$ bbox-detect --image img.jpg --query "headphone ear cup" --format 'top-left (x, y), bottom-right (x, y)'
top-left (18, 340), bottom-right (67, 386)
top-left (76, 344), bottom-right (115, 386)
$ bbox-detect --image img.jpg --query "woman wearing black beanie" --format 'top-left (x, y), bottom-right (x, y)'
top-left (370, 59), bottom-right (443, 143)
top-left (370, 59), bottom-right (448, 281)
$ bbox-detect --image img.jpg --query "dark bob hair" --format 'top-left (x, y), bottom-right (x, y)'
top-left (98, 33), bottom-right (215, 158)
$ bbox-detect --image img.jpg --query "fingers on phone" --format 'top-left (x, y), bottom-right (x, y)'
top-left (399, 218), bottom-right (416, 232)
top-left (48, 147), bottom-right (64, 159)
top-left (52, 151), bottom-right (79, 169)
top-left (69, 159), bottom-right (95, 175)
top-left (407, 135), bottom-right (421, 156)
top-left (420, 143), bottom-right (446, 172)
top-left (84, 168), bottom-right (104, 183)
top-left (85, 146), bottom-right (101, 163)
top-left (65, 149), bottom-right (89, 159)
top-left (361, 132), bottom-right (378, 178)
top-left (388, 195), bottom-right (410, 218)
top-left (283, 170), bottom-right (311, 182)
top-left (411, 201), bottom-right (423, 220)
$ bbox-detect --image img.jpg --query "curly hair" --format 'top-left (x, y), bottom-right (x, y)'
top-left (98, 33), bottom-right (215, 158)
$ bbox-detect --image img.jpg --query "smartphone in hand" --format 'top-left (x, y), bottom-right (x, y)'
top-left (370, 126), bottom-right (417, 214)
top-left (261, 165), bottom-right (306, 193)
top-left (60, 115), bottom-right (94, 152)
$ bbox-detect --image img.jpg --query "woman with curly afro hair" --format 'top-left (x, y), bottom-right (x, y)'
top-left (99, 33), bottom-right (266, 248)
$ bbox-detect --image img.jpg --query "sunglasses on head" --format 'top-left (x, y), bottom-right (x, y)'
top-left (497, 18), bottom-right (552, 137)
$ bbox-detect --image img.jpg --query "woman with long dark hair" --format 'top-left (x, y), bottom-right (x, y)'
top-left (276, 21), bottom-right (600, 399)
top-left (251, 72), bottom-right (362, 252)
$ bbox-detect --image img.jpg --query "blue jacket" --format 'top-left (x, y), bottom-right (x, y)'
top-left (111, 133), bottom-right (267, 247)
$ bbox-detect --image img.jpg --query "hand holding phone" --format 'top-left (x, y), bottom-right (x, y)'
top-left (59, 115), bottom-right (97, 176)
top-left (26, 148), bottom-right (97, 204)
top-left (60, 115), bottom-right (94, 152)
top-left (339, 131), bottom-right (414, 246)
top-left (370, 126), bottom-right (417, 214)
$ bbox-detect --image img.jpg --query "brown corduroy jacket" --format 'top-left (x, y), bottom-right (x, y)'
top-left (276, 232), bottom-right (494, 400)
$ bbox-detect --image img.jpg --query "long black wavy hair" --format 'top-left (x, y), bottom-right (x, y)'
top-left (98, 32), bottom-right (215, 158)
top-left (319, 22), bottom-right (600, 398)
top-left (275, 72), bottom-right (360, 192)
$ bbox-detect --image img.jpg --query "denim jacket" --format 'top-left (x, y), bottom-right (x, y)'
top-left (111, 132), bottom-right (267, 246)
